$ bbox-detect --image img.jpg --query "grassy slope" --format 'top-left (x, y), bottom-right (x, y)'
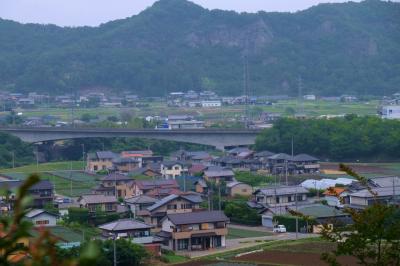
top-left (227, 228), bottom-right (273, 239)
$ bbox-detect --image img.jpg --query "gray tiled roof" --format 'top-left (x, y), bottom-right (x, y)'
top-left (99, 218), bottom-right (153, 231)
top-left (124, 195), bottom-right (158, 205)
top-left (204, 168), bottom-right (234, 178)
top-left (26, 209), bottom-right (58, 218)
top-left (292, 154), bottom-right (319, 162)
top-left (79, 194), bottom-right (117, 204)
top-left (166, 211), bottom-right (229, 225)
top-left (268, 153), bottom-right (293, 160)
top-left (96, 151), bottom-right (118, 160)
top-left (350, 187), bottom-right (400, 198)
top-left (255, 186), bottom-right (308, 196)
top-left (147, 194), bottom-right (202, 212)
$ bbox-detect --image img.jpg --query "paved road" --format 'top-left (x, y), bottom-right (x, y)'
top-left (177, 232), bottom-right (318, 259)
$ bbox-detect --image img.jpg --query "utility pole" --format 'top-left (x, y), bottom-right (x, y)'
top-left (243, 53), bottom-right (250, 128)
top-left (81, 144), bottom-right (85, 171)
top-left (295, 189), bottom-right (299, 240)
top-left (35, 146), bottom-right (39, 171)
top-left (218, 184), bottom-right (222, 211)
top-left (113, 235), bottom-right (117, 266)
top-left (298, 76), bottom-right (304, 115)
top-left (11, 151), bottom-right (15, 169)
top-left (285, 159), bottom-right (288, 186)
top-left (69, 160), bottom-right (73, 196)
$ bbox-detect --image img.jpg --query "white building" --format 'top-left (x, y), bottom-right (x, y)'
top-left (201, 100), bottom-right (222, 108)
top-left (25, 209), bottom-right (58, 227)
top-left (380, 105), bottom-right (400, 119)
top-left (303, 95), bottom-right (316, 101)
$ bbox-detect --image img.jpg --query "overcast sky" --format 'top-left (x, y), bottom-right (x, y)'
top-left (0, 0), bottom-right (391, 27)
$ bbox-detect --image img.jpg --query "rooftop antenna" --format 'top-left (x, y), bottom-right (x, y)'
top-left (298, 76), bottom-right (304, 116)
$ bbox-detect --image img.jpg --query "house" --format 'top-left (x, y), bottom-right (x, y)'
top-left (303, 95), bottom-right (316, 101)
top-left (121, 150), bottom-right (154, 159)
top-left (93, 173), bottom-right (134, 198)
top-left (133, 179), bottom-right (180, 196)
top-left (158, 211), bottom-right (229, 251)
top-left (86, 151), bottom-right (118, 172)
top-left (201, 100), bottom-right (222, 108)
top-left (161, 161), bottom-right (190, 179)
top-left (267, 153), bottom-right (294, 175)
top-left (227, 147), bottom-right (253, 157)
top-left (0, 180), bottom-right (54, 209)
top-left (292, 205), bottom-right (351, 232)
top-left (98, 218), bottom-right (154, 243)
top-left (188, 164), bottom-right (207, 176)
top-left (203, 167), bottom-right (235, 183)
top-left (175, 176), bottom-right (203, 192)
top-left (254, 186), bottom-right (309, 207)
top-left (323, 187), bottom-right (347, 207)
top-left (212, 157), bottom-right (244, 169)
top-left (194, 179), bottom-right (208, 195)
top-left (112, 157), bottom-right (140, 173)
top-left (28, 180), bottom-right (55, 208)
top-left (25, 209), bottom-right (58, 227)
top-left (78, 194), bottom-right (118, 213)
top-left (292, 154), bottom-right (320, 174)
top-left (226, 181), bottom-right (252, 197)
top-left (138, 194), bottom-right (203, 229)
top-left (348, 187), bottom-right (400, 208)
top-left (125, 195), bottom-right (158, 219)
top-left (173, 151), bottom-right (212, 163)
top-left (129, 167), bottom-right (161, 178)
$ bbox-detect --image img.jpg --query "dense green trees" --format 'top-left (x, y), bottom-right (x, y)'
top-left (0, 0), bottom-right (399, 96)
top-left (255, 116), bottom-right (400, 161)
top-left (0, 132), bottom-right (33, 168)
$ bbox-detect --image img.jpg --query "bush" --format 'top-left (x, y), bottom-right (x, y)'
top-left (67, 207), bottom-right (89, 224)
top-left (224, 201), bottom-right (261, 226)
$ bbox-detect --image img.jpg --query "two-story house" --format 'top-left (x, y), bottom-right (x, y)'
top-left (93, 173), bottom-right (134, 198)
top-left (158, 211), bottom-right (229, 251)
top-left (161, 161), bottom-right (190, 179)
top-left (133, 179), bottom-right (180, 196)
top-left (111, 157), bottom-right (140, 173)
top-left (292, 154), bottom-right (320, 174)
top-left (125, 195), bottom-right (158, 218)
top-left (86, 151), bottom-right (118, 172)
top-left (78, 194), bottom-right (118, 213)
top-left (98, 218), bottom-right (155, 243)
top-left (254, 186), bottom-right (309, 207)
top-left (0, 180), bottom-right (54, 209)
top-left (138, 194), bottom-right (203, 230)
top-left (203, 167), bottom-right (235, 183)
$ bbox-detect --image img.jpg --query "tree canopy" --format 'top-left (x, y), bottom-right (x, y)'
top-left (255, 116), bottom-right (400, 161)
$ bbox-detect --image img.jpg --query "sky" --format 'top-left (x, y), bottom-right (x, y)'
top-left (0, 0), bottom-right (385, 27)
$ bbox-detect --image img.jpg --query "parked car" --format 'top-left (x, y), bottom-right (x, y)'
top-left (273, 225), bottom-right (287, 233)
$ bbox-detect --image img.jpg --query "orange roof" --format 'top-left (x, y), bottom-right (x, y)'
top-left (323, 187), bottom-right (345, 196)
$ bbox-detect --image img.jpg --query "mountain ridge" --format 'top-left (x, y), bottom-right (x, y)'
top-left (0, 0), bottom-right (399, 96)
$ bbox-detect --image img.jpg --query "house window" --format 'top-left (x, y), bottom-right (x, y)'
top-left (94, 165), bottom-right (98, 171)
top-left (105, 203), bottom-right (114, 211)
top-left (288, 196), bottom-right (292, 202)
top-left (297, 195), bottom-right (303, 202)
top-left (174, 166), bottom-right (180, 170)
top-left (276, 197), bottom-right (280, 203)
top-left (36, 220), bottom-right (49, 225)
top-left (214, 236), bottom-right (222, 247)
top-left (181, 204), bottom-right (192, 209)
top-left (177, 239), bottom-right (189, 250)
top-left (102, 165), bottom-right (106, 170)
top-left (167, 204), bottom-right (177, 210)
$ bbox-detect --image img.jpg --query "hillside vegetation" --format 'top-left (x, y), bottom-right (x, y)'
top-left (0, 0), bottom-right (399, 96)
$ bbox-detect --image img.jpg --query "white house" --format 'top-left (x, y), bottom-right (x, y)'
top-left (25, 209), bottom-right (58, 227)
top-left (303, 95), bottom-right (316, 101)
top-left (201, 100), bottom-right (222, 108)
top-left (380, 105), bottom-right (400, 119)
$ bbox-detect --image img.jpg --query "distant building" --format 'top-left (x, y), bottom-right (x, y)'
top-left (254, 186), bottom-right (309, 207)
top-left (86, 151), bottom-right (118, 172)
top-left (379, 105), bottom-right (400, 119)
top-left (161, 162), bottom-right (190, 179)
top-left (226, 181), bottom-right (252, 197)
top-left (303, 95), bottom-right (316, 101)
top-left (201, 100), bottom-right (222, 108)
top-left (78, 194), bottom-right (118, 213)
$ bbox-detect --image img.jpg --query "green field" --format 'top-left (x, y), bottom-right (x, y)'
top-left (0, 161), bottom-right (85, 174)
top-left (9, 100), bottom-right (379, 124)
top-left (227, 228), bottom-right (273, 239)
top-left (0, 161), bottom-right (99, 197)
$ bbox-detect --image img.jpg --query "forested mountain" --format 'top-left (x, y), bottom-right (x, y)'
top-left (0, 0), bottom-right (399, 96)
